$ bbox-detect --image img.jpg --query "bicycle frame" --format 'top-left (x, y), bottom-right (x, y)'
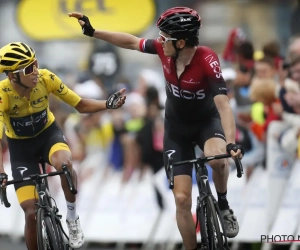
top-left (166, 148), bottom-right (243, 250)
top-left (0, 161), bottom-right (77, 250)
top-left (195, 159), bottom-right (213, 197)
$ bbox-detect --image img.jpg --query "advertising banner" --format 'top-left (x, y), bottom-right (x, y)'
top-left (17, 0), bottom-right (156, 40)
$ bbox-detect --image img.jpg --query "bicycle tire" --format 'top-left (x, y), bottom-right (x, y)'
top-left (206, 196), bottom-right (224, 250)
top-left (37, 208), bottom-right (65, 250)
top-left (54, 215), bottom-right (68, 250)
top-left (197, 197), bottom-right (209, 247)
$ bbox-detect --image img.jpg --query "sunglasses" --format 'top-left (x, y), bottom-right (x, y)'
top-left (13, 60), bottom-right (38, 76)
top-left (159, 31), bottom-right (177, 43)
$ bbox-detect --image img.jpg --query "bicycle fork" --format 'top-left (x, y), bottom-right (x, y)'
top-left (195, 163), bottom-right (211, 248)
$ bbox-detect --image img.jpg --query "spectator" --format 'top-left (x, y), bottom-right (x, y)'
top-left (136, 86), bottom-right (165, 209)
top-left (262, 40), bottom-right (284, 71)
top-left (234, 119), bottom-right (265, 180)
top-left (231, 40), bottom-right (255, 113)
top-left (249, 78), bottom-right (281, 142)
top-left (222, 27), bottom-right (246, 65)
top-left (253, 56), bottom-right (277, 80)
top-left (137, 69), bottom-right (166, 108)
top-left (272, 56), bottom-right (300, 157)
top-left (287, 36), bottom-right (300, 60)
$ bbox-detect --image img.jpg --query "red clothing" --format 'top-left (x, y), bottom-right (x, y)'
top-left (263, 102), bottom-right (281, 132)
top-left (139, 38), bottom-right (227, 122)
top-left (222, 28), bottom-right (245, 63)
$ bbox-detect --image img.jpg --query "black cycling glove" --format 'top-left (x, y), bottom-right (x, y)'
top-left (106, 90), bottom-right (123, 109)
top-left (226, 143), bottom-right (245, 155)
top-left (78, 15), bottom-right (95, 37)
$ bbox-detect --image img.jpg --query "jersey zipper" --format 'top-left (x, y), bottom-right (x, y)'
top-left (174, 60), bottom-right (186, 90)
top-left (28, 99), bottom-right (35, 134)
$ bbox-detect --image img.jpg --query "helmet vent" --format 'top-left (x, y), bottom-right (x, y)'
top-left (10, 43), bottom-right (20, 47)
top-left (0, 59), bottom-right (16, 66)
top-left (4, 52), bottom-right (26, 60)
top-left (12, 47), bottom-right (32, 57)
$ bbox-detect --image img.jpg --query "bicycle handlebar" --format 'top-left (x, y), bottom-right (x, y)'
top-left (0, 165), bottom-right (77, 208)
top-left (167, 153), bottom-right (244, 189)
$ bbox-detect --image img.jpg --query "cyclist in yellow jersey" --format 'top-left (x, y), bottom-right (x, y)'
top-left (0, 42), bottom-right (126, 250)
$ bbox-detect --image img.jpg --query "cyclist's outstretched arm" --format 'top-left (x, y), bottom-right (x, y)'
top-left (68, 12), bottom-right (142, 51)
top-left (75, 88), bottom-right (126, 113)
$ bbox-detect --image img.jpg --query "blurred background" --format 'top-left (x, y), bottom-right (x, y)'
top-left (1, 0), bottom-right (300, 249)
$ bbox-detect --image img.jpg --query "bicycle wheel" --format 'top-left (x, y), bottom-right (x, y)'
top-left (54, 214), bottom-right (69, 250)
top-left (206, 196), bottom-right (224, 250)
top-left (37, 208), bottom-right (65, 250)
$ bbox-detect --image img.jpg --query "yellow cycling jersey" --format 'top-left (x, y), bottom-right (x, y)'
top-left (0, 69), bottom-right (81, 139)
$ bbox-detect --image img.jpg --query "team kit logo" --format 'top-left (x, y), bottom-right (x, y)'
top-left (204, 54), bottom-right (222, 78)
top-left (166, 81), bottom-right (206, 100)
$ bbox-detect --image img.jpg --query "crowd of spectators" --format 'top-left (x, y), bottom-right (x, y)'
top-left (221, 28), bottom-right (300, 180)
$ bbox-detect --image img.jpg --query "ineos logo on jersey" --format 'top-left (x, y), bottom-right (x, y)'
top-left (12, 110), bottom-right (47, 127)
top-left (213, 66), bottom-right (222, 77)
top-left (166, 81), bottom-right (206, 100)
top-left (204, 54), bottom-right (222, 79)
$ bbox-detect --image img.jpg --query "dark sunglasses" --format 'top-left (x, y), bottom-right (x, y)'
top-left (13, 60), bottom-right (38, 76)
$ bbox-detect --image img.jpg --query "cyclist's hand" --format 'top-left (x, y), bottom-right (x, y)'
top-left (226, 143), bottom-right (244, 159)
top-left (0, 172), bottom-right (8, 187)
top-left (68, 12), bottom-right (95, 37)
top-left (106, 88), bottom-right (126, 109)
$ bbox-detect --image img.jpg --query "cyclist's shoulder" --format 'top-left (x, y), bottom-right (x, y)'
top-left (197, 46), bottom-right (218, 56)
top-left (38, 68), bottom-right (56, 81)
top-left (0, 77), bottom-right (9, 86)
top-left (0, 78), bottom-right (12, 95)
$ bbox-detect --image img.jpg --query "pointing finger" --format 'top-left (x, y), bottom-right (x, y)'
top-left (68, 12), bottom-right (83, 19)
top-left (119, 88), bottom-right (126, 95)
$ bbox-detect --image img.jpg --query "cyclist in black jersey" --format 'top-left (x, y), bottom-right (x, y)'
top-left (0, 42), bottom-right (126, 250)
top-left (69, 7), bottom-right (244, 250)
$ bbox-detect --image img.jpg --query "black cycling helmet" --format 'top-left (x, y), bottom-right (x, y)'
top-left (156, 7), bottom-right (201, 38)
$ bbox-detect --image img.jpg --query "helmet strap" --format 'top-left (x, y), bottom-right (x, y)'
top-left (15, 73), bottom-right (29, 89)
top-left (171, 40), bottom-right (186, 59)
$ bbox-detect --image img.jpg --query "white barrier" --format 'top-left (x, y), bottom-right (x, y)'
top-left (235, 167), bottom-right (268, 242)
top-left (268, 160), bottom-right (300, 237)
top-left (82, 168), bottom-right (160, 243)
top-left (0, 162), bottom-right (24, 239)
top-left (266, 121), bottom-right (293, 231)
